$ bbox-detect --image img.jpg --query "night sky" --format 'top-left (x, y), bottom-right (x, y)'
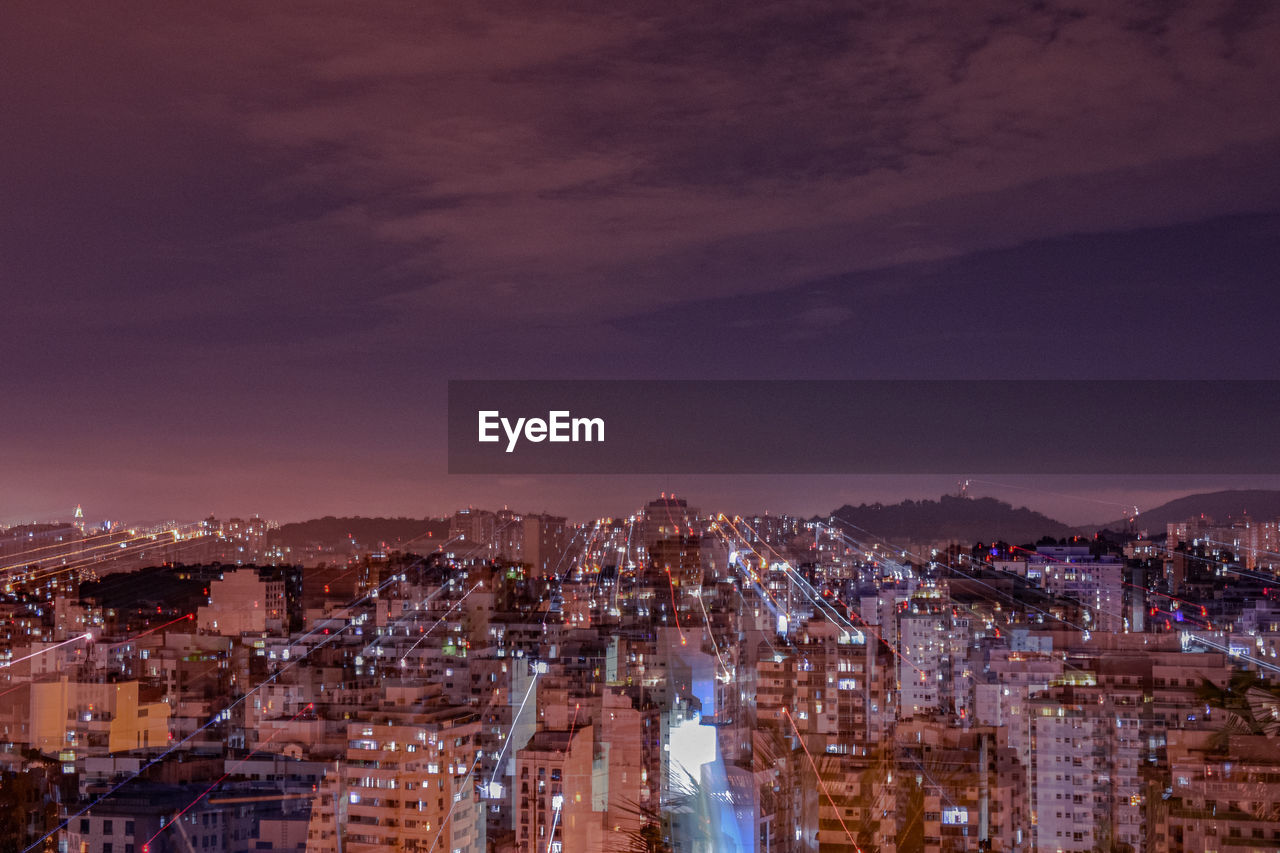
top-left (4, 2), bottom-right (1280, 525)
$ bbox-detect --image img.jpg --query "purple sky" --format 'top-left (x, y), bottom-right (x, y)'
top-left (4, 2), bottom-right (1280, 525)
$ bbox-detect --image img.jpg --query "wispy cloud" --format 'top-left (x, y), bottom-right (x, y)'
top-left (3, 1), bottom-right (1280, 518)
top-left (6, 0), bottom-right (1279, 336)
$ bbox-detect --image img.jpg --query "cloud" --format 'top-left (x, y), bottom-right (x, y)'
top-left (4, 1), bottom-right (1280, 518)
top-left (6, 0), bottom-right (1280, 337)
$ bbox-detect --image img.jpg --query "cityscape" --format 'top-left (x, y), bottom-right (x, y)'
top-left (3, 492), bottom-right (1280, 852)
top-left (6, 2), bottom-right (1280, 852)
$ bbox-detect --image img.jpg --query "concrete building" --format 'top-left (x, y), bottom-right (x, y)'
top-left (342, 706), bottom-right (484, 853)
top-left (513, 725), bottom-right (597, 853)
top-left (197, 569), bottom-right (285, 636)
top-left (1033, 546), bottom-right (1126, 633)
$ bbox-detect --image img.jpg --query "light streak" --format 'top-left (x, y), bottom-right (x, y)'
top-left (399, 581), bottom-right (482, 664)
top-left (541, 699), bottom-right (578, 852)
top-left (823, 520), bottom-right (1100, 681)
top-left (963, 479), bottom-right (1134, 512)
top-left (781, 707), bottom-right (863, 852)
top-left (540, 525), bottom-right (590, 630)
top-left (140, 703), bottom-right (315, 853)
top-left (1184, 633), bottom-right (1280, 675)
top-left (713, 517), bottom-right (874, 647)
top-left (729, 519), bottom-right (932, 681)
top-left (706, 518), bottom-right (784, 611)
top-left (22, 570), bottom-right (406, 853)
top-left (711, 518), bottom-right (930, 695)
top-left (362, 581), bottom-right (456, 655)
top-left (0, 632), bottom-right (92, 668)
top-left (0, 524), bottom-right (173, 566)
top-left (8, 529), bottom-right (208, 589)
top-left (108, 613), bottom-right (196, 647)
top-left (425, 750), bottom-right (484, 853)
top-left (663, 567), bottom-right (687, 644)
top-left (693, 590), bottom-right (733, 681)
top-left (0, 522), bottom-right (201, 576)
top-left (1204, 537), bottom-right (1280, 562)
top-left (545, 802), bottom-right (563, 853)
top-left (826, 517), bottom-right (1089, 632)
top-left (657, 498), bottom-right (695, 645)
top-left (488, 673), bottom-right (540, 789)
top-left (424, 681), bottom-right (514, 852)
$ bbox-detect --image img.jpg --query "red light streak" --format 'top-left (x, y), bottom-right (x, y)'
top-left (781, 707), bottom-right (863, 853)
top-left (110, 613), bottom-right (195, 646)
top-left (142, 703), bottom-right (314, 852)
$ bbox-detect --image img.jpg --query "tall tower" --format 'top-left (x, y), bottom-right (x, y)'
top-left (73, 504), bottom-right (85, 532)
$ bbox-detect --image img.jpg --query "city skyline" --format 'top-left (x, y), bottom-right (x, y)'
top-left (11, 476), bottom-right (1280, 531)
top-left (6, 493), bottom-right (1280, 852)
top-left (4, 4), bottom-right (1280, 850)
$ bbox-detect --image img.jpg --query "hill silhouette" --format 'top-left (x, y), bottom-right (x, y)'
top-left (1100, 489), bottom-right (1280, 532)
top-left (270, 516), bottom-right (449, 550)
top-left (828, 494), bottom-right (1077, 544)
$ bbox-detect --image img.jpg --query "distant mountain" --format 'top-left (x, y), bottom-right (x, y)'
top-left (1099, 490), bottom-right (1280, 533)
top-left (270, 516), bottom-right (450, 550)
top-left (827, 495), bottom-right (1078, 545)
